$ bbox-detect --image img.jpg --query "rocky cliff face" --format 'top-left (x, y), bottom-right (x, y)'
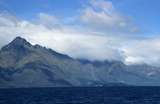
top-left (0, 37), bottom-right (160, 88)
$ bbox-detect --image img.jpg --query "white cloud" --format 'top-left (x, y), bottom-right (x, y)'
top-left (90, 0), bottom-right (114, 12)
top-left (0, 12), bottom-right (124, 61)
top-left (0, 0), bottom-right (159, 67)
top-left (80, 0), bottom-right (138, 33)
top-left (38, 13), bottom-right (59, 28)
top-left (123, 38), bottom-right (160, 66)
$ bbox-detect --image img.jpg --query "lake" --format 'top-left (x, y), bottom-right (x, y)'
top-left (0, 87), bottom-right (160, 104)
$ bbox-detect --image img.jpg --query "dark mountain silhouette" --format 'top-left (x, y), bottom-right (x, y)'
top-left (0, 37), bottom-right (160, 88)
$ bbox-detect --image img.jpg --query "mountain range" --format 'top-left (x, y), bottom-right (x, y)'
top-left (0, 37), bottom-right (160, 88)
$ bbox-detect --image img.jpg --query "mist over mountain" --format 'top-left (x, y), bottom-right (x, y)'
top-left (0, 37), bottom-right (160, 88)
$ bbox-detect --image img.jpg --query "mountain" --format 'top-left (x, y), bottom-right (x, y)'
top-left (0, 37), bottom-right (160, 88)
top-left (78, 59), bottom-right (160, 86)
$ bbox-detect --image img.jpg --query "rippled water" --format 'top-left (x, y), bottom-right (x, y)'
top-left (0, 87), bottom-right (160, 104)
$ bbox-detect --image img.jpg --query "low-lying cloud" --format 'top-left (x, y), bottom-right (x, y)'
top-left (0, 0), bottom-right (160, 67)
top-left (0, 11), bottom-right (125, 62)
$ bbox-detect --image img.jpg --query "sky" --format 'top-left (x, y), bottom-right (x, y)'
top-left (0, 0), bottom-right (160, 66)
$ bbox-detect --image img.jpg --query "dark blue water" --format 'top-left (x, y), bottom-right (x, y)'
top-left (0, 87), bottom-right (160, 104)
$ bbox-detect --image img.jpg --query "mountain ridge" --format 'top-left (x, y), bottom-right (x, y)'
top-left (0, 36), bottom-right (160, 88)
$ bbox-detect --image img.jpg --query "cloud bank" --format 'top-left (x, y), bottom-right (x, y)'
top-left (0, 0), bottom-right (160, 67)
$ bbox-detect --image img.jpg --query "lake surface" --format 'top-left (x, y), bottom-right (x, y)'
top-left (0, 87), bottom-right (160, 104)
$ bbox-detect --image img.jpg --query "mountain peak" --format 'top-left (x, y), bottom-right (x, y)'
top-left (13, 36), bottom-right (25, 41)
top-left (11, 36), bottom-right (31, 46)
top-left (1, 36), bottom-right (32, 51)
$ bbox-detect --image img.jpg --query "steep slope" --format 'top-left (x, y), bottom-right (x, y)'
top-left (0, 37), bottom-right (98, 87)
top-left (78, 59), bottom-right (160, 86)
top-left (0, 37), bottom-right (160, 87)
